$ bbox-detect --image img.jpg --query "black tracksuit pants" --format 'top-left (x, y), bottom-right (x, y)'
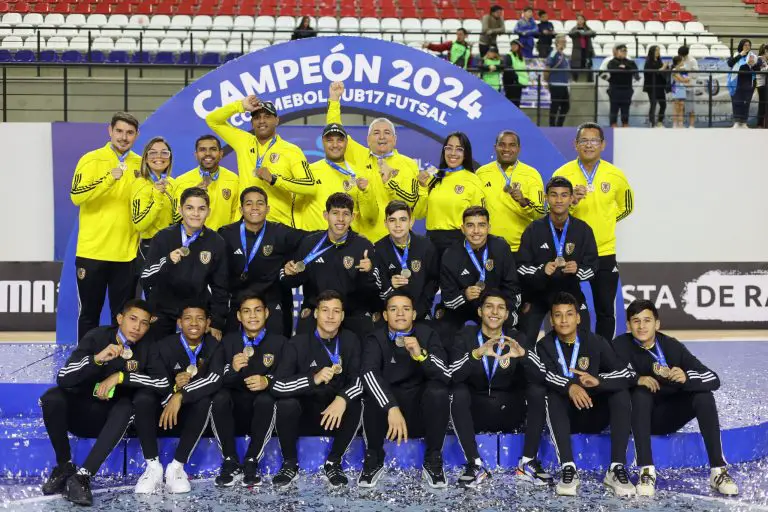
top-left (363, 381), bottom-right (450, 459)
top-left (75, 257), bottom-right (134, 341)
top-left (590, 254), bottom-right (620, 341)
top-left (40, 387), bottom-right (133, 475)
top-left (451, 382), bottom-right (547, 463)
top-left (545, 388), bottom-right (632, 465)
top-left (631, 387), bottom-right (726, 468)
top-left (210, 388), bottom-right (279, 462)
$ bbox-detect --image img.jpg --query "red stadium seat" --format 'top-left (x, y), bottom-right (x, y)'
top-left (359, 5), bottom-right (378, 16)
top-left (401, 7), bottom-right (419, 17)
top-left (678, 10), bottom-right (694, 20)
top-left (421, 6), bottom-right (439, 16)
top-left (379, 5), bottom-right (397, 15)
top-left (0, 1), bottom-right (8, 13)
top-left (756, 3), bottom-right (768, 12)
top-left (659, 10), bottom-right (677, 19)
top-left (617, 8), bottom-right (635, 19)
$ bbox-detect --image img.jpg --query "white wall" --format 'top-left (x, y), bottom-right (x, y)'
top-left (614, 128), bottom-right (768, 263)
top-left (0, 124), bottom-right (54, 262)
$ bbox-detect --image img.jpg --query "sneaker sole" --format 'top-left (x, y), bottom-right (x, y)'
top-left (711, 484), bottom-right (739, 496)
top-left (556, 486), bottom-right (579, 497)
top-left (214, 473), bottom-right (243, 488)
top-left (636, 487), bottom-right (656, 497)
top-left (604, 481), bottom-right (636, 497)
top-left (357, 466), bottom-right (385, 488)
top-left (241, 477), bottom-right (263, 487)
top-left (515, 470), bottom-right (549, 487)
top-left (323, 474), bottom-right (349, 488)
top-left (273, 474), bottom-right (299, 488)
top-left (421, 468), bottom-right (448, 489)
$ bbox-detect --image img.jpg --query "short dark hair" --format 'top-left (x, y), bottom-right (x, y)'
top-left (490, 5), bottom-right (503, 12)
top-left (480, 288), bottom-right (508, 308)
top-left (317, 289), bottom-right (344, 307)
top-left (550, 292), bottom-right (579, 311)
top-left (463, 205), bottom-right (490, 222)
top-left (523, 6), bottom-right (533, 12)
top-left (672, 55), bottom-right (682, 67)
top-left (546, 176), bottom-right (574, 194)
top-left (240, 186), bottom-right (268, 206)
top-left (326, 192), bottom-right (354, 213)
top-left (110, 112), bottom-right (139, 131)
top-left (385, 200), bottom-right (411, 218)
top-left (180, 187), bottom-right (210, 207)
top-left (495, 129), bottom-right (521, 147)
top-left (626, 299), bottom-right (659, 320)
top-left (178, 301), bottom-right (210, 319)
top-left (386, 290), bottom-right (414, 307)
top-left (237, 292), bottom-right (267, 309)
top-left (194, 134), bottom-right (221, 150)
top-left (677, 45), bottom-right (690, 57)
top-left (538, 9), bottom-right (547, 15)
top-left (122, 298), bottom-right (152, 316)
top-left (457, 28), bottom-right (468, 35)
top-left (575, 122), bottom-right (604, 141)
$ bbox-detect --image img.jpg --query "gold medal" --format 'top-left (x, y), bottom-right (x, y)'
top-left (186, 364), bottom-right (198, 377)
top-left (587, 184), bottom-right (595, 193)
top-left (395, 336), bottom-right (405, 348)
top-left (554, 256), bottom-right (566, 267)
top-left (119, 162), bottom-right (127, 171)
top-left (400, 269), bottom-right (412, 279)
top-left (121, 347), bottom-right (133, 360)
top-left (244, 346), bottom-right (254, 358)
top-left (179, 247), bottom-right (190, 257)
top-left (332, 363), bottom-right (343, 375)
top-left (295, 261), bottom-right (306, 272)
top-left (476, 281), bottom-right (486, 291)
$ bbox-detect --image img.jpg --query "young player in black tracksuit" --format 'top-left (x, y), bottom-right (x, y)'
top-left (210, 293), bottom-right (291, 488)
top-left (374, 200), bottom-right (439, 322)
top-left (517, 177), bottom-right (598, 342)
top-left (437, 206), bottom-right (521, 346)
top-left (266, 290), bottom-right (363, 488)
top-left (449, 290), bottom-right (552, 488)
top-left (614, 299), bottom-right (739, 497)
top-left (40, 299), bottom-right (167, 506)
top-left (218, 186), bottom-right (308, 336)
top-left (537, 292), bottom-right (636, 497)
top-left (132, 303), bottom-right (225, 495)
top-left (280, 192), bottom-right (380, 340)
top-left (141, 187), bottom-right (228, 340)
top-left (359, 291), bottom-right (451, 489)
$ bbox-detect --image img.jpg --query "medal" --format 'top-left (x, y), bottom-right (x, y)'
top-left (298, 233), bottom-right (342, 273)
top-left (244, 346), bottom-right (255, 358)
top-left (316, 329), bottom-right (341, 375)
top-left (180, 332), bottom-right (203, 379)
top-left (578, 159), bottom-right (600, 194)
top-left (116, 329), bottom-right (132, 359)
top-left (326, 158), bottom-right (357, 186)
top-left (554, 256), bottom-right (566, 267)
top-left (390, 236), bottom-right (411, 280)
top-left (400, 269), bottom-right (412, 279)
top-left (587, 184), bottom-right (595, 193)
top-left (390, 329), bottom-right (413, 347)
top-left (295, 261), bottom-right (306, 272)
top-left (395, 335), bottom-right (406, 347)
top-left (548, 217), bottom-right (570, 270)
top-left (179, 225), bottom-right (201, 257)
top-left (476, 281), bottom-right (486, 291)
top-left (256, 136), bottom-right (277, 169)
top-left (497, 161), bottom-right (518, 194)
top-left (239, 221), bottom-right (266, 283)
top-left (332, 363), bottom-right (343, 375)
top-left (179, 247), bottom-right (190, 257)
top-left (464, 240), bottom-right (489, 290)
top-left (121, 347), bottom-right (133, 360)
top-left (554, 335), bottom-right (580, 378)
top-left (242, 328), bottom-right (266, 359)
top-left (186, 364), bottom-right (198, 377)
top-left (635, 337), bottom-right (670, 378)
top-left (240, 272), bottom-right (248, 281)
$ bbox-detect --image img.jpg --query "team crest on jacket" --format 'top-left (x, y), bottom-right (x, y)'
top-left (270, 153), bottom-right (279, 164)
top-left (262, 245), bottom-right (273, 256)
top-left (126, 360), bottom-right (138, 372)
top-left (601, 182), bottom-right (611, 193)
top-left (499, 357), bottom-right (510, 369)
top-left (77, 268), bottom-right (86, 280)
top-left (454, 185), bottom-right (464, 194)
top-left (343, 256), bottom-right (354, 269)
top-left (435, 308), bottom-right (445, 320)
top-left (263, 353), bottom-right (275, 367)
top-left (372, 312), bottom-right (381, 322)
top-left (200, 251), bottom-right (212, 264)
top-left (411, 260), bottom-right (421, 273)
top-left (566, 243), bottom-right (575, 255)
top-left (222, 188), bottom-right (231, 200)
top-left (485, 259), bottom-right (494, 271)
top-left (578, 356), bottom-right (590, 370)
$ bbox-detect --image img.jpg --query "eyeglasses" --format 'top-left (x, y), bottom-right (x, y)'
top-left (444, 146), bottom-right (465, 154)
top-left (576, 139), bottom-right (603, 147)
top-left (147, 150), bottom-right (171, 158)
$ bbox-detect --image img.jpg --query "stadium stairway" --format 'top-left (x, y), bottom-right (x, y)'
top-left (677, 0), bottom-right (768, 36)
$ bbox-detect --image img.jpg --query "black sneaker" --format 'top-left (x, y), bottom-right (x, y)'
top-left (324, 460), bottom-right (349, 487)
top-left (42, 462), bottom-right (76, 495)
top-left (64, 474), bottom-right (93, 506)
top-left (272, 461), bottom-right (299, 488)
top-left (214, 457), bottom-right (243, 487)
top-left (242, 457), bottom-right (262, 487)
top-left (357, 450), bottom-right (385, 488)
top-left (422, 453), bottom-right (447, 489)
top-left (458, 463), bottom-right (491, 488)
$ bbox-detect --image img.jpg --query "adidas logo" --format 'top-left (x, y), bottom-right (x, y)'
top-left (485, 182), bottom-right (492, 187)
top-left (316, 257), bottom-right (325, 264)
top-left (580, 303), bottom-right (587, 310)
top-left (391, 357), bottom-right (396, 364)
top-left (275, 304), bottom-right (281, 310)
top-left (389, 264), bottom-right (397, 270)
top-left (540, 243), bottom-right (550, 249)
top-left (174, 363), bottom-right (182, 370)
top-left (460, 269), bottom-right (470, 276)
top-left (234, 248), bottom-right (243, 255)
top-left (310, 360), bottom-right (317, 367)
top-left (612, 266), bottom-right (619, 273)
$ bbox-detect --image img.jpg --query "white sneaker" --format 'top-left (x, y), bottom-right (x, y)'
top-left (556, 463), bottom-right (579, 496)
top-left (165, 460), bottom-right (191, 494)
top-left (710, 467), bottom-right (739, 496)
top-left (604, 464), bottom-right (636, 497)
top-left (135, 459), bottom-right (164, 494)
top-left (636, 466), bottom-right (656, 497)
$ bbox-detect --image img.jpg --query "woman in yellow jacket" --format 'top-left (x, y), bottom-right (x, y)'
top-left (417, 131), bottom-right (486, 262)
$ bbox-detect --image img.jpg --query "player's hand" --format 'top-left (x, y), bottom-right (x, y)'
top-left (563, 261), bottom-right (578, 274)
top-left (95, 344), bottom-right (123, 363)
top-left (571, 369), bottom-right (599, 388)
top-left (391, 274), bottom-right (409, 288)
top-left (320, 396), bottom-right (347, 431)
top-left (668, 367), bottom-right (687, 384)
top-left (498, 336), bottom-right (526, 359)
top-left (356, 177), bottom-right (369, 191)
top-left (418, 169), bottom-right (433, 187)
top-left (544, 261), bottom-right (558, 276)
top-left (209, 327), bottom-right (222, 341)
top-left (196, 178), bottom-right (210, 190)
top-left (283, 261), bottom-right (300, 276)
top-left (96, 372), bottom-right (121, 400)
top-left (314, 367), bottom-right (335, 386)
top-left (111, 167), bottom-right (124, 180)
top-left (422, 42), bottom-right (430, 49)
top-left (355, 250), bottom-right (372, 273)
top-left (254, 166), bottom-right (273, 182)
top-left (159, 393), bottom-right (183, 430)
top-left (387, 407), bottom-right (408, 445)
top-left (329, 81), bottom-right (345, 102)
top-left (232, 353), bottom-right (249, 372)
top-left (464, 286), bottom-right (482, 301)
top-left (169, 249), bottom-right (183, 264)
top-left (638, 375), bottom-right (660, 393)
top-left (242, 94), bottom-right (261, 111)
top-left (510, 186), bottom-right (524, 202)
top-left (379, 160), bottom-right (395, 183)
top-left (175, 371), bottom-right (192, 389)
top-left (568, 383), bottom-right (593, 410)
top-left (153, 180), bottom-right (167, 194)
top-left (472, 337), bottom-right (502, 359)
top-left (403, 336), bottom-right (422, 358)
top-left (244, 375), bottom-right (268, 391)
top-left (573, 185), bottom-right (587, 204)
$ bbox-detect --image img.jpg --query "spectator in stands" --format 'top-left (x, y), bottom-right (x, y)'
top-left (677, 46), bottom-right (699, 128)
top-left (480, 5), bottom-right (505, 57)
top-left (728, 51), bottom-right (758, 128)
top-left (423, 28), bottom-right (472, 69)
top-left (757, 44), bottom-right (768, 128)
top-left (545, 34), bottom-right (571, 126)
top-left (514, 7), bottom-right (538, 58)
top-left (480, 45), bottom-right (504, 91)
top-left (643, 45), bottom-right (668, 127)
top-left (569, 15), bottom-right (596, 82)
top-left (606, 43), bottom-right (639, 127)
top-left (671, 56), bottom-right (690, 128)
top-left (726, 39), bottom-right (752, 68)
top-left (291, 16), bottom-right (317, 40)
top-left (503, 40), bottom-right (530, 107)
top-left (536, 10), bottom-right (555, 59)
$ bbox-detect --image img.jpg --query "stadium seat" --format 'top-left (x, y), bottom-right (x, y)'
top-left (223, 52), bottom-right (241, 62)
top-left (160, 38), bottom-right (182, 51)
top-left (665, 20), bottom-right (685, 33)
top-left (317, 16), bottom-right (337, 32)
top-left (22, 12), bottom-right (43, 25)
top-left (84, 13), bottom-right (107, 29)
top-left (153, 51), bottom-right (175, 64)
top-left (107, 50), bottom-right (130, 63)
top-left (14, 49), bottom-right (34, 61)
top-left (39, 49), bottom-right (58, 62)
top-left (177, 51), bottom-right (197, 64)
top-left (1, 13), bottom-right (22, 25)
top-left (339, 16), bottom-right (360, 33)
top-left (1, 35), bottom-right (23, 49)
top-left (92, 36), bottom-right (114, 51)
top-left (234, 15), bottom-right (255, 30)
top-left (61, 49), bottom-right (84, 63)
top-left (401, 18), bottom-right (421, 33)
top-left (114, 38), bottom-right (137, 51)
top-left (108, 14), bottom-right (129, 28)
top-left (421, 18), bottom-right (442, 34)
top-left (359, 17), bottom-right (380, 32)
top-left (0, 49), bottom-right (11, 62)
top-left (45, 35), bottom-right (68, 50)
top-left (200, 51), bottom-right (221, 65)
top-left (380, 18), bottom-right (400, 32)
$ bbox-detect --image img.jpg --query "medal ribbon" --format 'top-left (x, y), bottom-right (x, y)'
top-left (315, 330), bottom-right (340, 365)
top-left (633, 337), bottom-right (668, 367)
top-left (373, 151), bottom-right (395, 159)
top-left (302, 233), bottom-right (345, 266)
top-left (388, 329), bottom-right (414, 344)
top-left (577, 159), bottom-right (600, 188)
top-left (180, 333), bottom-right (204, 367)
top-left (256, 136), bottom-right (278, 169)
top-left (242, 328), bottom-right (267, 351)
top-left (180, 224), bottom-right (201, 249)
top-left (326, 159), bottom-right (356, 180)
top-left (554, 335), bottom-right (580, 378)
top-left (112, 146), bottom-right (128, 165)
top-left (199, 168), bottom-right (219, 181)
top-left (548, 217), bottom-right (570, 259)
top-left (390, 237), bottom-right (410, 272)
top-left (116, 328), bottom-right (130, 347)
top-left (464, 240), bottom-right (488, 283)
top-left (477, 330), bottom-right (504, 383)
top-left (240, 222), bottom-right (266, 275)
top-left (149, 171), bottom-right (168, 183)
top-left (496, 161), bottom-right (518, 188)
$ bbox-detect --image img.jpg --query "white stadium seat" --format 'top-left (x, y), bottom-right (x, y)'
top-left (159, 38), bottom-right (182, 51)
top-left (22, 13), bottom-right (43, 25)
top-left (65, 14), bottom-right (87, 27)
top-left (317, 16), bottom-right (337, 32)
top-left (684, 21), bottom-right (705, 34)
top-left (689, 43), bottom-right (708, 58)
top-left (403, 32), bottom-right (425, 44)
top-left (181, 38), bottom-right (205, 52)
top-left (107, 15), bottom-right (128, 28)
top-left (380, 18), bottom-right (400, 33)
top-left (421, 19), bottom-right (442, 34)
top-left (360, 18), bottom-right (380, 32)
top-left (604, 20), bottom-right (624, 33)
top-left (644, 21), bottom-right (665, 33)
top-left (235, 16), bottom-right (257, 30)
top-left (22, 36), bottom-right (38, 50)
top-left (1, 13), bottom-right (22, 26)
top-left (13, 25), bottom-right (35, 38)
top-left (92, 37), bottom-right (114, 51)
top-left (127, 15), bottom-right (150, 29)
top-left (401, 18), bottom-right (421, 33)
top-left (141, 38), bottom-right (159, 51)
top-left (588, 20), bottom-right (604, 33)
top-left (250, 39), bottom-right (270, 52)
top-left (204, 38), bottom-right (227, 52)
top-left (563, 20), bottom-right (578, 32)
top-left (710, 44), bottom-right (730, 58)
top-left (1, 35), bottom-right (23, 49)
top-left (504, 19), bottom-right (516, 32)
top-left (212, 16), bottom-right (234, 31)
top-left (656, 34), bottom-right (678, 45)
top-left (339, 17), bottom-right (360, 33)
top-left (114, 38), bottom-right (137, 51)
top-left (43, 14), bottom-right (65, 27)
top-left (148, 15), bottom-right (170, 29)
top-left (84, 14), bottom-right (107, 28)
top-left (45, 35), bottom-right (69, 51)
top-left (273, 31), bottom-right (292, 43)
top-left (665, 21), bottom-right (685, 34)
top-left (623, 20), bottom-right (644, 33)
top-left (442, 19), bottom-right (461, 32)
top-left (463, 19), bottom-right (481, 33)
top-left (550, 20), bottom-right (564, 32)
top-left (274, 16), bottom-right (295, 31)
top-left (170, 15), bottom-right (192, 30)
top-left (69, 36), bottom-right (89, 50)
top-left (192, 16), bottom-right (213, 30)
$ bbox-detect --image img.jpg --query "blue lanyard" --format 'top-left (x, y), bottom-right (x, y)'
top-left (302, 233), bottom-right (345, 266)
top-left (116, 328), bottom-right (129, 347)
top-left (464, 240), bottom-right (488, 282)
top-left (149, 172), bottom-right (168, 183)
top-left (548, 217), bottom-right (570, 258)
top-left (390, 237), bottom-right (410, 271)
top-left (577, 159), bottom-right (599, 186)
top-left (554, 335), bottom-right (580, 378)
top-left (496, 161), bottom-right (518, 188)
top-left (240, 222), bottom-right (266, 274)
top-left (180, 225), bottom-right (201, 249)
top-left (199, 168), bottom-right (219, 181)
top-left (315, 330), bottom-right (340, 365)
top-left (372, 151), bottom-right (394, 159)
top-left (242, 328), bottom-right (266, 350)
top-left (633, 337), bottom-right (668, 367)
top-left (440, 166), bottom-right (464, 174)
top-left (388, 329), bottom-right (414, 342)
top-left (326, 159), bottom-right (356, 179)
top-left (112, 146), bottom-right (128, 165)
top-left (477, 330), bottom-right (504, 383)
top-left (256, 136), bottom-right (277, 168)
top-left (180, 333), bottom-right (203, 366)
